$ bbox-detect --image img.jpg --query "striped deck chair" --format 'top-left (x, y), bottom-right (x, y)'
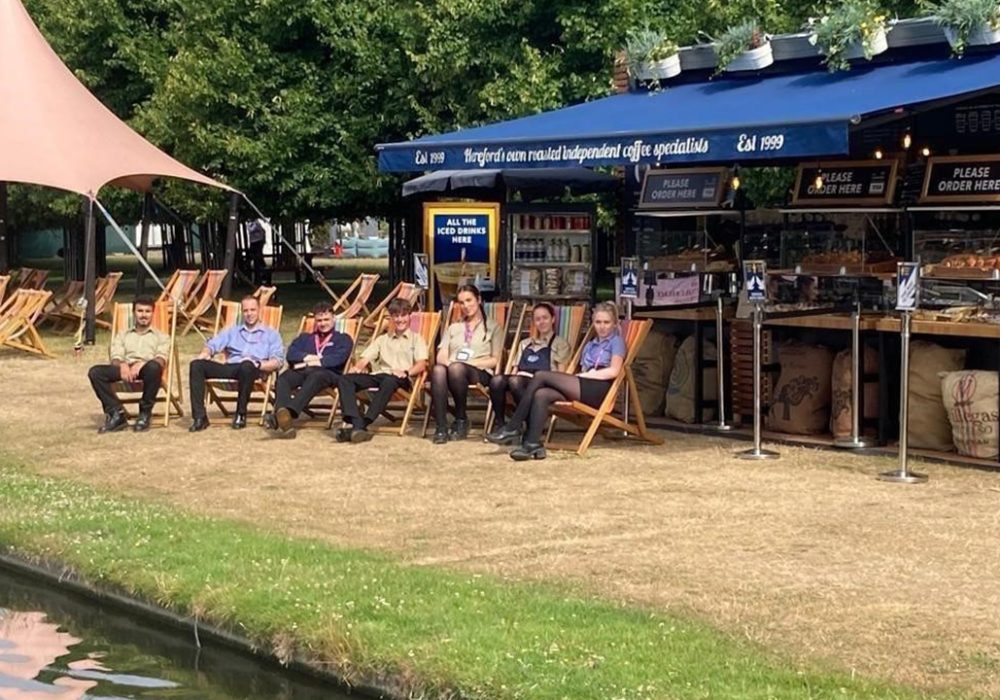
top-left (273, 315), bottom-right (362, 426)
top-left (204, 300), bottom-right (283, 423)
top-left (420, 301), bottom-right (511, 437)
top-left (12, 267), bottom-right (49, 291)
top-left (360, 281), bottom-right (418, 332)
top-left (332, 273), bottom-right (380, 320)
top-left (0, 288), bottom-right (54, 357)
top-left (50, 272), bottom-right (123, 331)
top-left (0, 275), bottom-right (10, 305)
top-left (484, 302), bottom-right (588, 432)
top-left (252, 285), bottom-right (278, 307)
top-left (157, 269), bottom-right (201, 320)
top-left (181, 269), bottom-right (228, 336)
top-left (544, 318), bottom-right (663, 456)
top-left (39, 280), bottom-right (84, 324)
top-left (108, 301), bottom-right (183, 427)
top-left (347, 311), bottom-right (441, 435)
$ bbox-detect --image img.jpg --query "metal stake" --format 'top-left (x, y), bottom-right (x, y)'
top-left (710, 295), bottom-right (732, 432)
top-left (623, 298), bottom-right (632, 436)
top-left (835, 301), bottom-right (876, 449)
top-left (738, 303), bottom-right (779, 460)
top-left (878, 311), bottom-right (927, 483)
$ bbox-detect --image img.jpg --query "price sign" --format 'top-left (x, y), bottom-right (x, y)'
top-left (896, 262), bottom-right (919, 311)
top-left (743, 260), bottom-right (767, 302)
top-left (620, 257), bottom-right (639, 299)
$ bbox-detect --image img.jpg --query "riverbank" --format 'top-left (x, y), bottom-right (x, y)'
top-left (0, 457), bottom-right (974, 700)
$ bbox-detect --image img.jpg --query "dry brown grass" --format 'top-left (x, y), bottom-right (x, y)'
top-left (3, 338), bottom-right (1000, 697)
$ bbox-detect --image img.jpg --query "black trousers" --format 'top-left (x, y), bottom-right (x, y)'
top-left (275, 367), bottom-right (340, 416)
top-left (189, 359), bottom-right (263, 419)
top-left (337, 373), bottom-right (410, 428)
top-left (88, 362), bottom-right (163, 415)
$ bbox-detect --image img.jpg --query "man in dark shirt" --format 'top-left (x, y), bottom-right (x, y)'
top-left (265, 302), bottom-right (353, 437)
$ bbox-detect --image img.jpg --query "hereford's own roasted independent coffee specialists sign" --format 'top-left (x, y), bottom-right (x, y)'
top-left (921, 156), bottom-right (1000, 203)
top-left (791, 161), bottom-right (897, 206)
top-left (638, 168), bottom-right (728, 209)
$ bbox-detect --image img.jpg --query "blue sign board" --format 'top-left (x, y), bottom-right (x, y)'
top-left (423, 204), bottom-right (499, 310)
top-left (744, 260), bottom-right (767, 302)
top-left (620, 258), bottom-right (639, 299)
top-left (896, 262), bottom-right (919, 311)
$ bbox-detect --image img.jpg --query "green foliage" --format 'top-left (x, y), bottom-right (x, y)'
top-left (808, 0), bottom-right (890, 71)
top-left (623, 27), bottom-right (679, 79)
top-left (929, 0), bottom-right (1000, 54)
top-left (712, 18), bottom-right (767, 74)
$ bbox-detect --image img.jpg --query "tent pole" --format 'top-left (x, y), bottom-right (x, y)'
top-left (0, 182), bottom-right (8, 275)
top-left (83, 196), bottom-right (97, 344)
top-left (137, 191), bottom-right (153, 293)
top-left (222, 192), bottom-right (239, 298)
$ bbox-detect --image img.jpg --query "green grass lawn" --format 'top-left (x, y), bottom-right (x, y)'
top-left (0, 457), bottom-right (973, 700)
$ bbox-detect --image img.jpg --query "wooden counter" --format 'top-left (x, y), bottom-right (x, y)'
top-left (635, 306), bottom-right (730, 322)
top-left (874, 317), bottom-right (1000, 339)
top-left (764, 313), bottom-right (880, 331)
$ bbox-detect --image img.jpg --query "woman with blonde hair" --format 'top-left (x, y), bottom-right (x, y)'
top-left (486, 301), bottom-right (625, 460)
top-left (487, 302), bottom-right (572, 434)
top-left (429, 284), bottom-right (503, 443)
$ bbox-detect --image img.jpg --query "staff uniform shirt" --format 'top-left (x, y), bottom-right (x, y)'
top-left (206, 323), bottom-right (284, 365)
top-left (110, 327), bottom-right (169, 364)
top-left (580, 332), bottom-right (626, 371)
top-left (512, 333), bottom-right (572, 371)
top-left (440, 319), bottom-right (503, 371)
top-left (362, 329), bottom-right (429, 375)
top-left (286, 330), bottom-right (353, 372)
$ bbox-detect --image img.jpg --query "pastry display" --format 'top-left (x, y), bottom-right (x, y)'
top-left (936, 253), bottom-right (1000, 269)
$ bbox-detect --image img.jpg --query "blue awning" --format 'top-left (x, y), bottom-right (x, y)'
top-left (377, 54), bottom-right (1000, 172)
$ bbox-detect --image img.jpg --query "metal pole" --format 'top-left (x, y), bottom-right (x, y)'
top-left (710, 295), bottom-right (732, 432)
top-left (221, 192), bottom-right (240, 298)
top-left (878, 311), bottom-right (927, 483)
top-left (623, 298), bottom-right (632, 435)
top-left (83, 197), bottom-right (97, 344)
top-left (737, 303), bottom-right (779, 460)
top-left (836, 301), bottom-right (875, 449)
top-left (136, 192), bottom-right (153, 294)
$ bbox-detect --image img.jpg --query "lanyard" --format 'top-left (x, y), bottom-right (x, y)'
top-left (463, 320), bottom-right (478, 346)
top-left (314, 331), bottom-right (334, 355)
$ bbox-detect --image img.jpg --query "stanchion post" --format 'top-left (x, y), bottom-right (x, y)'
top-left (835, 300), bottom-right (875, 449)
top-left (737, 301), bottom-right (779, 460)
top-left (710, 294), bottom-right (732, 432)
top-left (623, 297), bottom-right (633, 435)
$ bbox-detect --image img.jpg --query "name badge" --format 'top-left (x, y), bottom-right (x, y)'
top-left (526, 354), bottom-right (540, 363)
top-left (456, 347), bottom-right (473, 362)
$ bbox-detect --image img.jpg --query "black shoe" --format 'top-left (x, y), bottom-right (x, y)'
top-left (510, 442), bottom-right (546, 461)
top-left (189, 415), bottom-right (210, 432)
top-left (448, 419), bottom-right (469, 441)
top-left (133, 411), bottom-right (152, 432)
top-left (485, 425), bottom-right (520, 445)
top-left (232, 414), bottom-right (247, 430)
top-left (98, 410), bottom-right (128, 434)
top-left (431, 427), bottom-right (449, 444)
top-left (335, 425), bottom-right (353, 443)
top-left (350, 428), bottom-right (374, 444)
top-left (275, 407), bottom-right (293, 431)
top-left (262, 413), bottom-right (278, 431)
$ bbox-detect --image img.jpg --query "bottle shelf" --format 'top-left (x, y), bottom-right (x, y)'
top-left (514, 229), bottom-right (591, 235)
top-left (513, 262), bottom-right (590, 267)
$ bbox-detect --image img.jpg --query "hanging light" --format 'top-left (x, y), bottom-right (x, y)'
top-left (731, 164), bottom-right (741, 191)
top-left (921, 146), bottom-right (931, 157)
top-left (874, 148), bottom-right (884, 160)
top-left (903, 132), bottom-right (912, 149)
top-left (814, 171), bottom-right (824, 191)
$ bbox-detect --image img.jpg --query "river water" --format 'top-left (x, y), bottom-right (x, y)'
top-left (0, 566), bottom-right (352, 699)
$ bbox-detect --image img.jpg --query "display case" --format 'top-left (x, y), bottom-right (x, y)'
top-left (507, 204), bottom-right (596, 302)
top-left (775, 211), bottom-right (900, 276)
top-left (913, 210), bottom-right (1000, 280)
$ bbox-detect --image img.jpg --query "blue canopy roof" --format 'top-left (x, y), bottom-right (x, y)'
top-left (377, 53), bottom-right (1000, 172)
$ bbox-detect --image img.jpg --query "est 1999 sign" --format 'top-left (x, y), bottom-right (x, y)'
top-left (736, 133), bottom-right (786, 153)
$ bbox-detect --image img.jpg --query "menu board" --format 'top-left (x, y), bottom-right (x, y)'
top-left (638, 167), bottom-right (729, 209)
top-left (791, 160), bottom-right (897, 206)
top-left (920, 155), bottom-right (1000, 204)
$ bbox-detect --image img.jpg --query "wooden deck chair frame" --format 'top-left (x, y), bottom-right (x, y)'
top-left (204, 301), bottom-right (284, 423)
top-left (331, 273), bottom-right (380, 320)
top-left (0, 275), bottom-right (11, 306)
top-left (348, 311), bottom-right (441, 436)
top-left (268, 315), bottom-right (362, 428)
top-left (252, 284), bottom-right (278, 307)
top-left (420, 300), bottom-right (512, 437)
top-left (0, 289), bottom-right (54, 358)
top-left (13, 267), bottom-right (49, 291)
top-left (543, 318), bottom-right (663, 456)
top-left (158, 269), bottom-right (201, 320)
top-left (360, 281), bottom-right (418, 331)
top-left (181, 269), bottom-right (228, 336)
top-left (40, 280), bottom-right (85, 323)
top-left (51, 272), bottom-right (124, 331)
top-left (484, 302), bottom-right (588, 432)
top-left (108, 301), bottom-right (184, 426)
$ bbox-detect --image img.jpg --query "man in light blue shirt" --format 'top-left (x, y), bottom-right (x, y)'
top-left (188, 295), bottom-right (284, 431)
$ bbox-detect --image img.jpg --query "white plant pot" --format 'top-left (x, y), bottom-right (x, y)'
top-left (725, 42), bottom-right (774, 72)
top-left (844, 25), bottom-right (888, 60)
top-left (636, 53), bottom-right (682, 81)
top-left (943, 24), bottom-right (1000, 49)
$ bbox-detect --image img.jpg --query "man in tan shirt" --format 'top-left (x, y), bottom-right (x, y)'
top-left (87, 296), bottom-right (169, 433)
top-left (334, 298), bottom-right (428, 443)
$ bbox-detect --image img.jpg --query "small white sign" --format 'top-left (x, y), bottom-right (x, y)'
top-left (414, 254), bottom-right (430, 290)
top-left (896, 262), bottom-right (919, 311)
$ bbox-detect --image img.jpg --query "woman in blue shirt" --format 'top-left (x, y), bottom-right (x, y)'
top-left (486, 301), bottom-right (626, 460)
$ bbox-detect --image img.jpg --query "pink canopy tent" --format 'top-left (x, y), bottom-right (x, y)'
top-left (0, 0), bottom-right (235, 340)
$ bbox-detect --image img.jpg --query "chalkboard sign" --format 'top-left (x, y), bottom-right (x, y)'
top-left (638, 167), bottom-right (728, 209)
top-left (791, 160), bottom-right (897, 206)
top-left (920, 155), bottom-right (1000, 204)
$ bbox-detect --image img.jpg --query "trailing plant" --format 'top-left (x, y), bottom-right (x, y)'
top-left (808, 0), bottom-right (890, 71)
top-left (929, 0), bottom-right (1000, 54)
top-left (713, 19), bottom-right (768, 74)
top-left (623, 27), bottom-right (679, 79)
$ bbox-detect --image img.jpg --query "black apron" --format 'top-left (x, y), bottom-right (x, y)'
top-left (516, 335), bottom-right (555, 374)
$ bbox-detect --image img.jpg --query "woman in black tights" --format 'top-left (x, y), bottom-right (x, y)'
top-left (486, 302), bottom-right (626, 460)
top-left (429, 284), bottom-right (502, 444)
top-left (487, 302), bottom-right (572, 439)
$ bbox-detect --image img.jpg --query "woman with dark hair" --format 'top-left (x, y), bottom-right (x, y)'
top-left (486, 301), bottom-right (625, 460)
top-left (487, 302), bottom-right (571, 438)
top-left (429, 284), bottom-right (503, 444)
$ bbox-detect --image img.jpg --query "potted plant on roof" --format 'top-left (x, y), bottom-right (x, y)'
top-left (713, 19), bottom-right (774, 74)
top-left (624, 28), bottom-right (681, 83)
top-left (808, 0), bottom-right (891, 71)
top-left (929, 0), bottom-right (1000, 55)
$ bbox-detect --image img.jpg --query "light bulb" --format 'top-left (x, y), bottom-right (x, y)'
top-left (814, 175), bottom-right (824, 190)
top-left (874, 148), bottom-right (884, 160)
top-left (903, 132), bottom-right (912, 149)
top-left (732, 175), bottom-right (741, 190)
top-left (921, 147), bottom-right (931, 157)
